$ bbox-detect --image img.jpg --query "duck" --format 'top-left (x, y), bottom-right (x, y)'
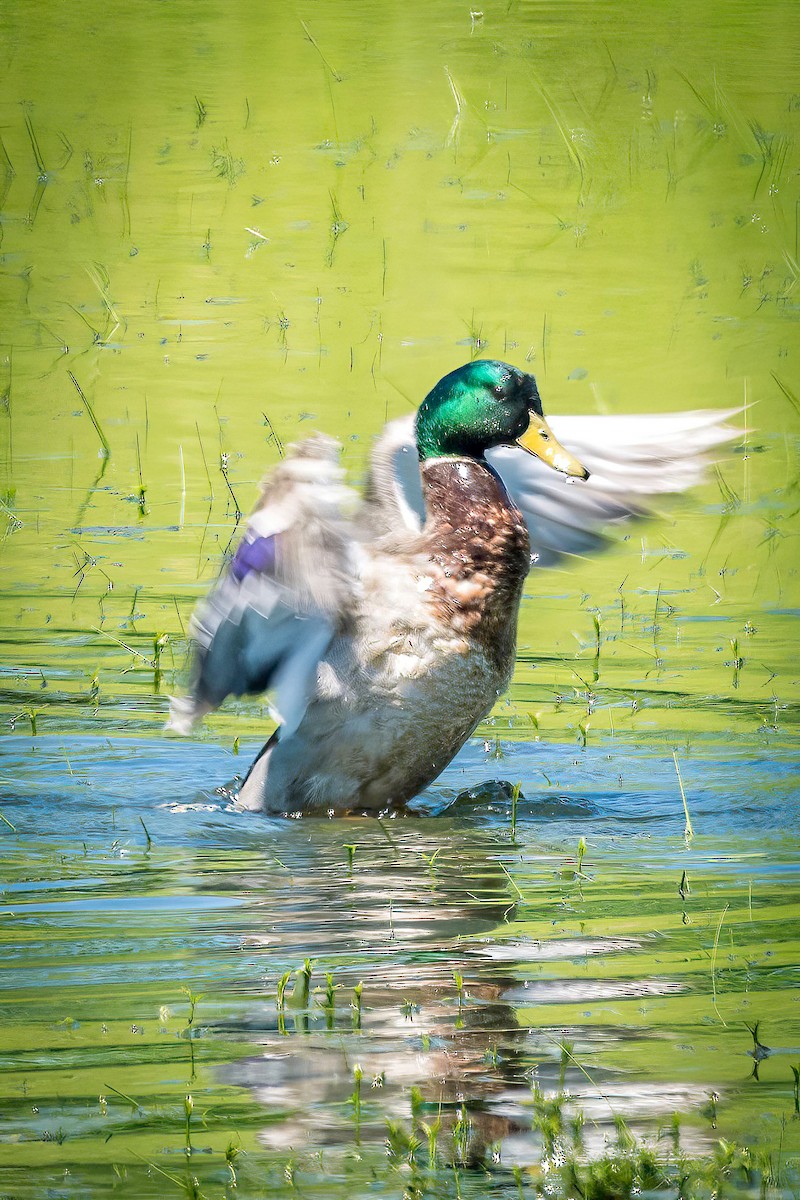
top-left (168, 360), bottom-right (736, 816)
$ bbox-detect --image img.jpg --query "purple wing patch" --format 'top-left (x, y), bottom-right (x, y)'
top-left (230, 533), bottom-right (278, 582)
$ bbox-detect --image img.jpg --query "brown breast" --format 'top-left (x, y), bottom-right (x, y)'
top-left (420, 458), bottom-right (531, 671)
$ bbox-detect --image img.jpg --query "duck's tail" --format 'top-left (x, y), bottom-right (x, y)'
top-left (235, 728), bottom-right (280, 811)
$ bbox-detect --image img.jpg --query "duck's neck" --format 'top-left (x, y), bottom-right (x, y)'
top-left (420, 457), bottom-right (531, 665)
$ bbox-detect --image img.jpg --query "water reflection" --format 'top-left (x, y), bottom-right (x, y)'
top-left (190, 799), bottom-right (762, 1167)
top-left (1, 732), bottom-right (798, 1194)
top-left (213, 817), bottom-right (526, 1161)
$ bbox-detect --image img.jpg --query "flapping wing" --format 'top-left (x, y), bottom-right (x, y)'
top-left (168, 436), bottom-right (358, 736)
top-left (370, 409), bottom-right (740, 567)
top-left (489, 409), bottom-right (741, 566)
top-left (361, 414), bottom-right (425, 536)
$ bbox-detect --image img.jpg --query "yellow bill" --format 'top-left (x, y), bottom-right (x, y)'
top-left (516, 415), bottom-right (589, 479)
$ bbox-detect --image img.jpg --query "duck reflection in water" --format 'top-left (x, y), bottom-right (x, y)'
top-left (214, 789), bottom-right (702, 1169)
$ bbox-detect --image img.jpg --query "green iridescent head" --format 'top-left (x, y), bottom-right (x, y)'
top-left (415, 360), bottom-right (589, 478)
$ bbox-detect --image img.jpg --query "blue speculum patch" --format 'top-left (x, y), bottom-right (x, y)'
top-left (230, 533), bottom-right (278, 581)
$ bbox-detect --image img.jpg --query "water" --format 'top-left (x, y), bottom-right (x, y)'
top-left (1, 738), bottom-right (799, 1195)
top-left (1, 0), bottom-right (799, 1195)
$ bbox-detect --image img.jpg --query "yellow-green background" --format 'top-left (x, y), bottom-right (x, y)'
top-left (1, 0), bottom-right (797, 745)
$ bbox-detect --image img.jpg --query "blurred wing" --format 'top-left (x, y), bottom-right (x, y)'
top-left (361, 414), bottom-right (423, 536)
top-left (372, 410), bottom-right (741, 568)
top-left (487, 409), bottom-right (741, 567)
top-left (168, 436), bottom-right (358, 736)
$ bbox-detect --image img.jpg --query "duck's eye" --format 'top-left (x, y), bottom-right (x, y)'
top-left (493, 384), bottom-right (505, 397)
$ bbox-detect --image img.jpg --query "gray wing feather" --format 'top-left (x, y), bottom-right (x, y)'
top-left (168, 436), bottom-right (358, 736)
top-left (488, 409), bottom-right (741, 565)
top-left (361, 415), bottom-right (424, 535)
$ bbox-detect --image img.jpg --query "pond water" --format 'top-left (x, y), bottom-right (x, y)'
top-left (0, 0), bottom-right (798, 1196)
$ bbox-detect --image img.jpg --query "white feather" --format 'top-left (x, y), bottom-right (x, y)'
top-left (367, 408), bottom-right (740, 567)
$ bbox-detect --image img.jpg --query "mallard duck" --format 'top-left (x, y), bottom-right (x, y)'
top-left (168, 360), bottom-right (736, 815)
